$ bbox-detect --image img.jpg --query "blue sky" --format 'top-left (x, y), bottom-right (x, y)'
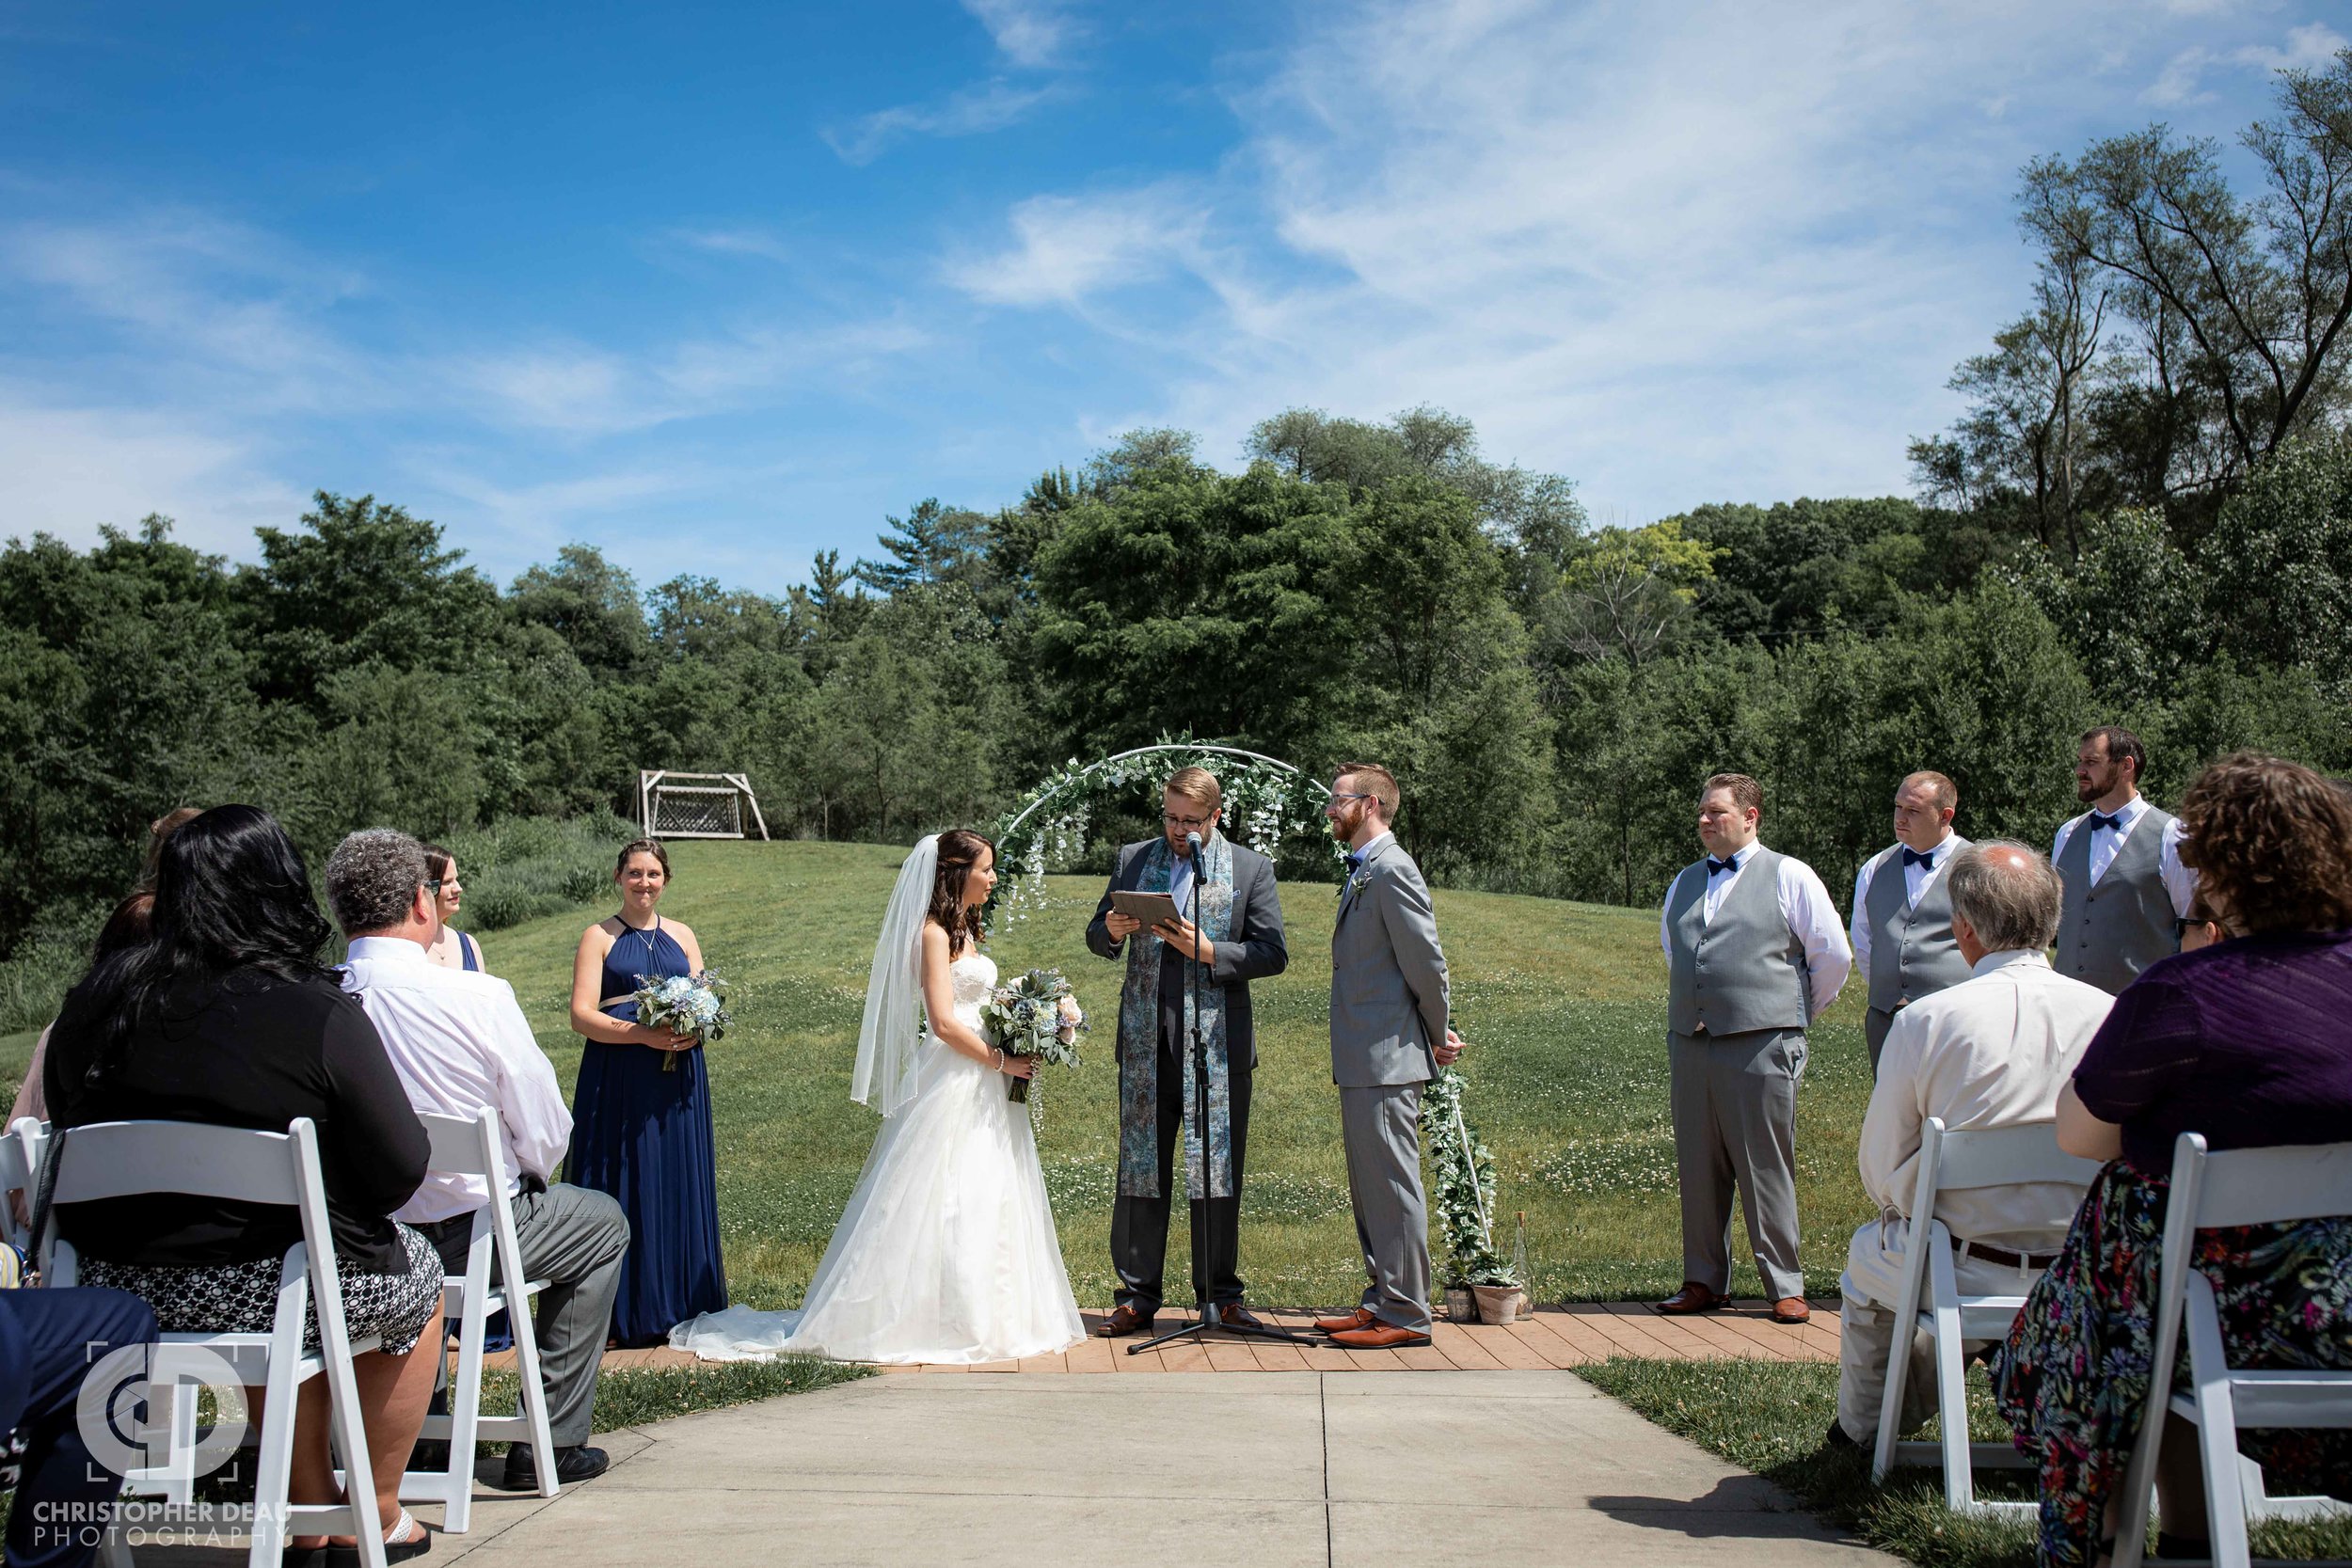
top-left (2, 0), bottom-right (2342, 594)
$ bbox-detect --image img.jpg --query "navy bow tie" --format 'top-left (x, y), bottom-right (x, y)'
top-left (1344, 852), bottom-right (1363, 872)
top-left (1901, 847), bottom-right (1936, 870)
top-left (1706, 856), bottom-right (1738, 877)
top-left (2087, 811), bottom-right (2124, 833)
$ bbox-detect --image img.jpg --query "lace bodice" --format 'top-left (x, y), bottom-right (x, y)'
top-left (946, 950), bottom-right (998, 1026)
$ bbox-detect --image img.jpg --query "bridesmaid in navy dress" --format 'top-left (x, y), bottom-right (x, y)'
top-left (564, 839), bottom-right (727, 1345)
top-left (420, 845), bottom-right (487, 973)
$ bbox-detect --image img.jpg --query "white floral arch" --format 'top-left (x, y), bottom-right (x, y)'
top-left (989, 741), bottom-right (1334, 924)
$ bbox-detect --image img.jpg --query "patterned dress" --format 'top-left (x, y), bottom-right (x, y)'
top-left (1995, 1159), bottom-right (2352, 1566)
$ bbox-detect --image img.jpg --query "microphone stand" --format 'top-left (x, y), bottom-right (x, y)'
top-left (1131, 831), bottom-right (1310, 1354)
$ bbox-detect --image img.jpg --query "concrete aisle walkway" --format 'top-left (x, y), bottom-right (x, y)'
top-left (405, 1370), bottom-right (1893, 1568)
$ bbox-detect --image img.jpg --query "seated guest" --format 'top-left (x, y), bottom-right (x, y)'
top-left (417, 845), bottom-right (486, 974)
top-left (329, 829), bottom-right (628, 1491)
top-left (1832, 842), bottom-right (2112, 1450)
top-left (10, 808), bottom-right (202, 1128)
top-left (1, 1287), bottom-right (157, 1568)
top-left (42, 805), bottom-right (443, 1564)
top-left (2000, 752), bottom-right (2352, 1566)
top-left (2177, 891), bottom-right (2225, 954)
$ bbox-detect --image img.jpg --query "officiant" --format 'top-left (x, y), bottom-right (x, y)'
top-left (1086, 766), bottom-right (1289, 1338)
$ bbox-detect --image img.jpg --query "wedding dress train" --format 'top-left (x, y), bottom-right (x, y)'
top-left (670, 949), bottom-right (1087, 1365)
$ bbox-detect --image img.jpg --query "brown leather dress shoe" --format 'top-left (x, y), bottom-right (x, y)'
top-left (1313, 1307), bottom-right (1376, 1334)
top-left (1658, 1282), bottom-right (1725, 1314)
top-left (1096, 1305), bottom-right (1155, 1338)
top-left (1772, 1296), bottom-right (1812, 1324)
top-left (1327, 1320), bottom-right (1431, 1350)
top-left (1216, 1304), bottom-right (1266, 1331)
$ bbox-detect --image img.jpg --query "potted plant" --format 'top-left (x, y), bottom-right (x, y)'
top-left (1465, 1253), bottom-right (1523, 1325)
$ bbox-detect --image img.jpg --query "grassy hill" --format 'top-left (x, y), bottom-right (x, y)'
top-left (3, 839), bottom-right (1880, 1308)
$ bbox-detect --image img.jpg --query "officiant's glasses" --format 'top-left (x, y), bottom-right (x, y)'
top-left (1161, 812), bottom-right (1215, 831)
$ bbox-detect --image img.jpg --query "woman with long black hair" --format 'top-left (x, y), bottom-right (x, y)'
top-left (43, 805), bottom-right (444, 1564)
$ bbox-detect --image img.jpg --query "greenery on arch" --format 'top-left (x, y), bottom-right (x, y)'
top-left (987, 738), bottom-right (1338, 925)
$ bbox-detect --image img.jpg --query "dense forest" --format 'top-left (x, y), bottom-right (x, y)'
top-left (8, 55), bottom-right (2352, 976)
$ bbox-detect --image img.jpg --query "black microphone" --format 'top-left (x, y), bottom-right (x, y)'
top-left (1184, 832), bottom-right (1202, 852)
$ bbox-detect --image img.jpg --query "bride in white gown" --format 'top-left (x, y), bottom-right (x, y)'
top-left (671, 830), bottom-right (1087, 1365)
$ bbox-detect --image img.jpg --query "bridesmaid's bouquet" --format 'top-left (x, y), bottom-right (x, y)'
top-left (981, 968), bottom-right (1087, 1103)
top-left (635, 971), bottom-right (731, 1072)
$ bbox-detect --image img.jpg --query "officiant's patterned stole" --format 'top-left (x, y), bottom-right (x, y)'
top-left (1117, 832), bottom-right (1237, 1200)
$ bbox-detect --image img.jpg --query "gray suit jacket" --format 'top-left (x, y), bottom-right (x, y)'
top-left (1330, 832), bottom-right (1450, 1088)
top-left (1086, 837), bottom-right (1288, 1069)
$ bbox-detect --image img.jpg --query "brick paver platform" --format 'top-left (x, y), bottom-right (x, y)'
top-left (550, 1300), bottom-right (1840, 1376)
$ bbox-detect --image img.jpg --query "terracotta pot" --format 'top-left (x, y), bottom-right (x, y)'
top-left (1471, 1283), bottom-right (1521, 1325)
top-left (1442, 1286), bottom-right (1475, 1322)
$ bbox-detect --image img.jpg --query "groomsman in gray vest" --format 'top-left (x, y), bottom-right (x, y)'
top-left (1850, 771), bottom-right (1973, 1074)
top-left (1313, 763), bottom-right (1464, 1350)
top-left (2050, 726), bottom-right (2197, 994)
top-left (1660, 773), bottom-right (1851, 1324)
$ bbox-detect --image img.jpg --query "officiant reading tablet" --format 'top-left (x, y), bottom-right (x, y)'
top-left (1109, 890), bottom-right (1183, 927)
top-left (1085, 766), bottom-right (1289, 1339)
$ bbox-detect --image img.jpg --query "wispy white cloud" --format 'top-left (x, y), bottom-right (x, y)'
top-left (946, 0), bottom-right (2289, 519)
top-left (943, 186), bottom-right (1211, 306)
top-left (0, 387), bottom-right (309, 557)
top-left (961, 0), bottom-right (1076, 68)
top-left (2148, 19), bottom-right (2344, 103)
top-left (665, 228), bottom-right (795, 263)
top-left (823, 78), bottom-right (1059, 166)
top-left (1, 214), bottom-right (376, 407)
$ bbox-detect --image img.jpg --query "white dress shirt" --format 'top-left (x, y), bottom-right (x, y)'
top-left (2051, 794), bottom-right (2197, 916)
top-left (1169, 847), bottom-right (1196, 915)
top-left (1858, 948), bottom-right (2114, 1252)
top-left (1658, 842), bottom-right (1853, 1022)
top-left (1847, 831), bottom-right (1963, 979)
top-left (341, 936), bottom-right (574, 1226)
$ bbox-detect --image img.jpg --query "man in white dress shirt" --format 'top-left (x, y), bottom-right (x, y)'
top-left (326, 829), bottom-right (630, 1493)
top-left (2051, 726), bottom-right (2197, 994)
top-left (1830, 840), bottom-right (2113, 1449)
top-left (1659, 773), bottom-right (1851, 1323)
top-left (1851, 771), bottom-right (1973, 1074)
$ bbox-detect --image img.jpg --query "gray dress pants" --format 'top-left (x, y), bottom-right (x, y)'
top-left (421, 1181), bottom-right (630, 1447)
top-left (1667, 1027), bottom-right (1806, 1301)
top-left (1339, 1083), bottom-right (1432, 1333)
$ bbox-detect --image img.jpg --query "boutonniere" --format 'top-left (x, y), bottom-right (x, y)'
top-left (1338, 864), bottom-right (1371, 909)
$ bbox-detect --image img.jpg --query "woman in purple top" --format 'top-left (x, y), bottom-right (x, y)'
top-left (1997, 753), bottom-right (2352, 1566)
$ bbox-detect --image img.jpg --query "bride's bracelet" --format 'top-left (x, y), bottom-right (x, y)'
top-left (991, 1047), bottom-right (1006, 1073)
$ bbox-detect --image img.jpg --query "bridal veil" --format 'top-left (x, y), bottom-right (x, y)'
top-left (850, 832), bottom-right (938, 1117)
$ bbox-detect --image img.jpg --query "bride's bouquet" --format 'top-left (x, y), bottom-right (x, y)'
top-left (981, 968), bottom-right (1087, 1103)
top-left (635, 970), bottom-right (731, 1072)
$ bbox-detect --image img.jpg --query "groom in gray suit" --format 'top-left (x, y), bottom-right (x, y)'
top-left (1313, 763), bottom-right (1463, 1350)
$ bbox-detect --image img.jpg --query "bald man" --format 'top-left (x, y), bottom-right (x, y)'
top-left (1850, 772), bottom-right (1973, 1075)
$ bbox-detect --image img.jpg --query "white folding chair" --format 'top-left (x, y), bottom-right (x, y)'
top-left (2, 1116), bottom-right (44, 1254)
top-left (400, 1107), bottom-right (557, 1530)
top-left (1871, 1116), bottom-right (2105, 1513)
top-left (39, 1117), bottom-right (392, 1568)
top-left (2112, 1133), bottom-right (2352, 1568)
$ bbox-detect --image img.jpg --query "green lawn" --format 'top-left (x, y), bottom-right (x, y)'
top-left (1579, 1356), bottom-right (2352, 1568)
top-left (0, 836), bottom-right (1883, 1310)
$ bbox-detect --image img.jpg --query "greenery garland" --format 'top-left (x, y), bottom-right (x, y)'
top-left (1422, 1067), bottom-right (1518, 1289)
top-left (987, 736), bottom-right (1336, 925)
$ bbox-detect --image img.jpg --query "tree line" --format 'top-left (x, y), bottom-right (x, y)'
top-left (8, 405), bottom-right (2350, 964)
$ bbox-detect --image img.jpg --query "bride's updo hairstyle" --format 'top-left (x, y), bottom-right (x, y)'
top-left (928, 829), bottom-right (993, 957)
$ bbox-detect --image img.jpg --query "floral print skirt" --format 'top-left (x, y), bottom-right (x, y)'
top-left (1994, 1159), bottom-right (2352, 1567)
